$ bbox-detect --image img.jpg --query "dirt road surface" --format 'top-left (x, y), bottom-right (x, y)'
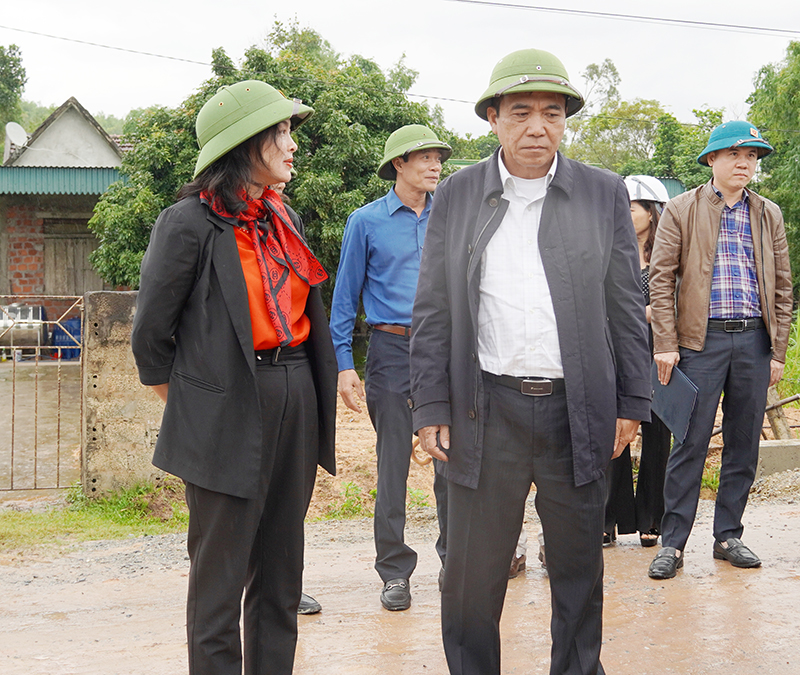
top-left (1, 493), bottom-right (799, 675)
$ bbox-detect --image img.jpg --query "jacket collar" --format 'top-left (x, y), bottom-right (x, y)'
top-left (483, 148), bottom-right (574, 202)
top-left (700, 179), bottom-right (766, 217)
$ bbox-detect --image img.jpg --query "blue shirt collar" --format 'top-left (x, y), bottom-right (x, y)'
top-left (386, 186), bottom-right (432, 217)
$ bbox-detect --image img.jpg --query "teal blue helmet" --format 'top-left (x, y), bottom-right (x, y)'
top-left (697, 120), bottom-right (773, 166)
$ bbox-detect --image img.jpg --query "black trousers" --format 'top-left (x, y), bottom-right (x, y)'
top-left (604, 413), bottom-right (671, 536)
top-left (661, 325), bottom-right (771, 550)
top-left (365, 329), bottom-right (447, 580)
top-left (634, 413), bottom-right (671, 534)
top-left (184, 354), bottom-right (318, 675)
top-left (442, 374), bottom-right (606, 675)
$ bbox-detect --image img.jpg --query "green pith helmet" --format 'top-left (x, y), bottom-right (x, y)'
top-left (696, 120), bottom-right (773, 166)
top-left (377, 124), bottom-right (452, 181)
top-left (193, 80), bottom-right (314, 178)
top-left (475, 48), bottom-right (585, 120)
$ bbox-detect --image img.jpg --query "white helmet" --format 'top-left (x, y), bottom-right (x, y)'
top-left (625, 175), bottom-right (669, 205)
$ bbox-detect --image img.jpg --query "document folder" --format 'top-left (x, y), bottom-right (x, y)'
top-left (650, 362), bottom-right (698, 443)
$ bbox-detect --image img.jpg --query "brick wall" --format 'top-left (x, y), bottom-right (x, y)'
top-left (5, 203), bottom-right (44, 296)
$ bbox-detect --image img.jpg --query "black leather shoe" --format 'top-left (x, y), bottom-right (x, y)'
top-left (381, 578), bottom-right (411, 611)
top-left (648, 546), bottom-right (684, 579)
top-left (713, 538), bottom-right (761, 568)
top-left (297, 592), bottom-right (321, 615)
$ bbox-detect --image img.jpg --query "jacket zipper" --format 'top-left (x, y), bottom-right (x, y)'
top-left (468, 208), bottom-right (499, 444)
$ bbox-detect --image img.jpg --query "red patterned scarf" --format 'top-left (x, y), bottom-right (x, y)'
top-left (201, 187), bottom-right (328, 346)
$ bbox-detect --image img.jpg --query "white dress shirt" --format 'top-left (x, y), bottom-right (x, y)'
top-left (477, 152), bottom-right (563, 378)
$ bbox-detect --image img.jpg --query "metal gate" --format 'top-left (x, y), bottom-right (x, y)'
top-left (0, 295), bottom-right (83, 491)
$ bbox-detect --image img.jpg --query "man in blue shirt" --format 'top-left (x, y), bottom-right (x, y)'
top-left (648, 121), bottom-right (792, 579)
top-left (330, 124), bottom-right (451, 611)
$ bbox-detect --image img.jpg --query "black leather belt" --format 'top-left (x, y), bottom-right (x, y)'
top-left (483, 371), bottom-right (565, 396)
top-left (255, 343), bottom-right (307, 365)
top-left (707, 318), bottom-right (763, 332)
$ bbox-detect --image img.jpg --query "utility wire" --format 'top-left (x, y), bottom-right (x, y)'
top-left (2, 20), bottom-right (798, 133)
top-left (0, 23), bottom-right (475, 107)
top-left (445, 0), bottom-right (800, 38)
top-left (0, 24), bottom-right (209, 65)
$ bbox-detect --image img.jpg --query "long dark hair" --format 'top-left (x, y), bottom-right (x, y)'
top-left (176, 124), bottom-right (279, 215)
top-left (637, 200), bottom-right (661, 264)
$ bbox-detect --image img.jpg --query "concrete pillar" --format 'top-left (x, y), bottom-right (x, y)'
top-left (82, 291), bottom-right (166, 496)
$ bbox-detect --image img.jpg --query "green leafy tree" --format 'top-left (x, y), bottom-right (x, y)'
top-left (666, 107), bottom-right (721, 190)
top-left (0, 44), bottom-right (26, 156)
top-left (651, 113), bottom-right (683, 178)
top-left (748, 41), bottom-right (800, 284)
top-left (566, 98), bottom-right (665, 174)
top-left (89, 102), bottom-right (202, 286)
top-left (19, 100), bottom-right (55, 134)
top-left (88, 23), bottom-right (439, 297)
top-left (0, 44), bottom-right (26, 123)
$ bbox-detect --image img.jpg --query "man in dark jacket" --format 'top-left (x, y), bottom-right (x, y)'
top-left (409, 49), bottom-right (651, 675)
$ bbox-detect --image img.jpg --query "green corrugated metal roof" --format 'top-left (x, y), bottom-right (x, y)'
top-left (659, 177), bottom-right (686, 199)
top-left (0, 167), bottom-right (122, 195)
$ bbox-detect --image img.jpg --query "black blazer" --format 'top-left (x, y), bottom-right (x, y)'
top-left (410, 150), bottom-right (651, 489)
top-left (131, 195), bottom-right (337, 499)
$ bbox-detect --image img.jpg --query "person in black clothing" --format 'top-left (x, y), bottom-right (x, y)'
top-left (603, 175), bottom-right (672, 547)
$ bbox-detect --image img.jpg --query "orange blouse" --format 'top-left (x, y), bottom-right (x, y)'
top-left (234, 226), bottom-right (311, 349)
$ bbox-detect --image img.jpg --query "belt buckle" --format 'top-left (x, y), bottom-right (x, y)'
top-left (272, 346), bottom-right (282, 364)
top-left (521, 379), bottom-right (552, 396)
top-left (724, 320), bottom-right (745, 332)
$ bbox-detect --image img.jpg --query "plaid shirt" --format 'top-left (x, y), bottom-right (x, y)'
top-left (708, 186), bottom-right (761, 319)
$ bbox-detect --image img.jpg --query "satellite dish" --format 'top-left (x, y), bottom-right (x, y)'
top-left (4, 122), bottom-right (28, 163)
top-left (5, 122), bottom-right (28, 148)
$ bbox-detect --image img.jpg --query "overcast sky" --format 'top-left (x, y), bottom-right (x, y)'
top-left (3, 1), bottom-right (799, 138)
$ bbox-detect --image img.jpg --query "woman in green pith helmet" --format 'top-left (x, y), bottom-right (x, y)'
top-left (131, 80), bottom-right (337, 675)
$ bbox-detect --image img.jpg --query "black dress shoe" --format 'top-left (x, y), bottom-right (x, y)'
top-left (298, 592), bottom-right (322, 614)
top-left (648, 546), bottom-right (684, 579)
top-left (713, 538), bottom-right (761, 568)
top-left (381, 578), bottom-right (411, 611)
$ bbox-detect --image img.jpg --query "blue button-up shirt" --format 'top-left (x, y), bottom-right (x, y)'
top-left (709, 185), bottom-right (761, 319)
top-left (329, 187), bottom-right (431, 371)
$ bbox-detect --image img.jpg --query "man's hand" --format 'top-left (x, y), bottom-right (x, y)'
top-left (770, 359), bottom-right (785, 388)
top-left (418, 425), bottom-right (450, 462)
top-left (654, 351), bottom-right (680, 386)
top-left (337, 369), bottom-right (365, 413)
top-left (613, 418), bottom-right (640, 459)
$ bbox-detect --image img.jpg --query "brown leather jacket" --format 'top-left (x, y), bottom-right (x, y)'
top-left (650, 181), bottom-right (792, 362)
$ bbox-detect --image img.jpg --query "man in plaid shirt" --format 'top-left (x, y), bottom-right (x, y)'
top-left (647, 120), bottom-right (793, 580)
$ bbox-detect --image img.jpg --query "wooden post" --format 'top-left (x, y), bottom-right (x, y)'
top-left (765, 385), bottom-right (793, 440)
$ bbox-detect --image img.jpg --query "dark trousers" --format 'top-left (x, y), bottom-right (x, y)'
top-left (365, 329), bottom-right (447, 579)
top-left (604, 414), bottom-right (671, 536)
top-left (185, 356), bottom-right (318, 675)
top-left (442, 375), bottom-right (606, 675)
top-left (635, 413), bottom-right (671, 534)
top-left (661, 325), bottom-right (771, 551)
top-left (604, 445), bottom-right (636, 535)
